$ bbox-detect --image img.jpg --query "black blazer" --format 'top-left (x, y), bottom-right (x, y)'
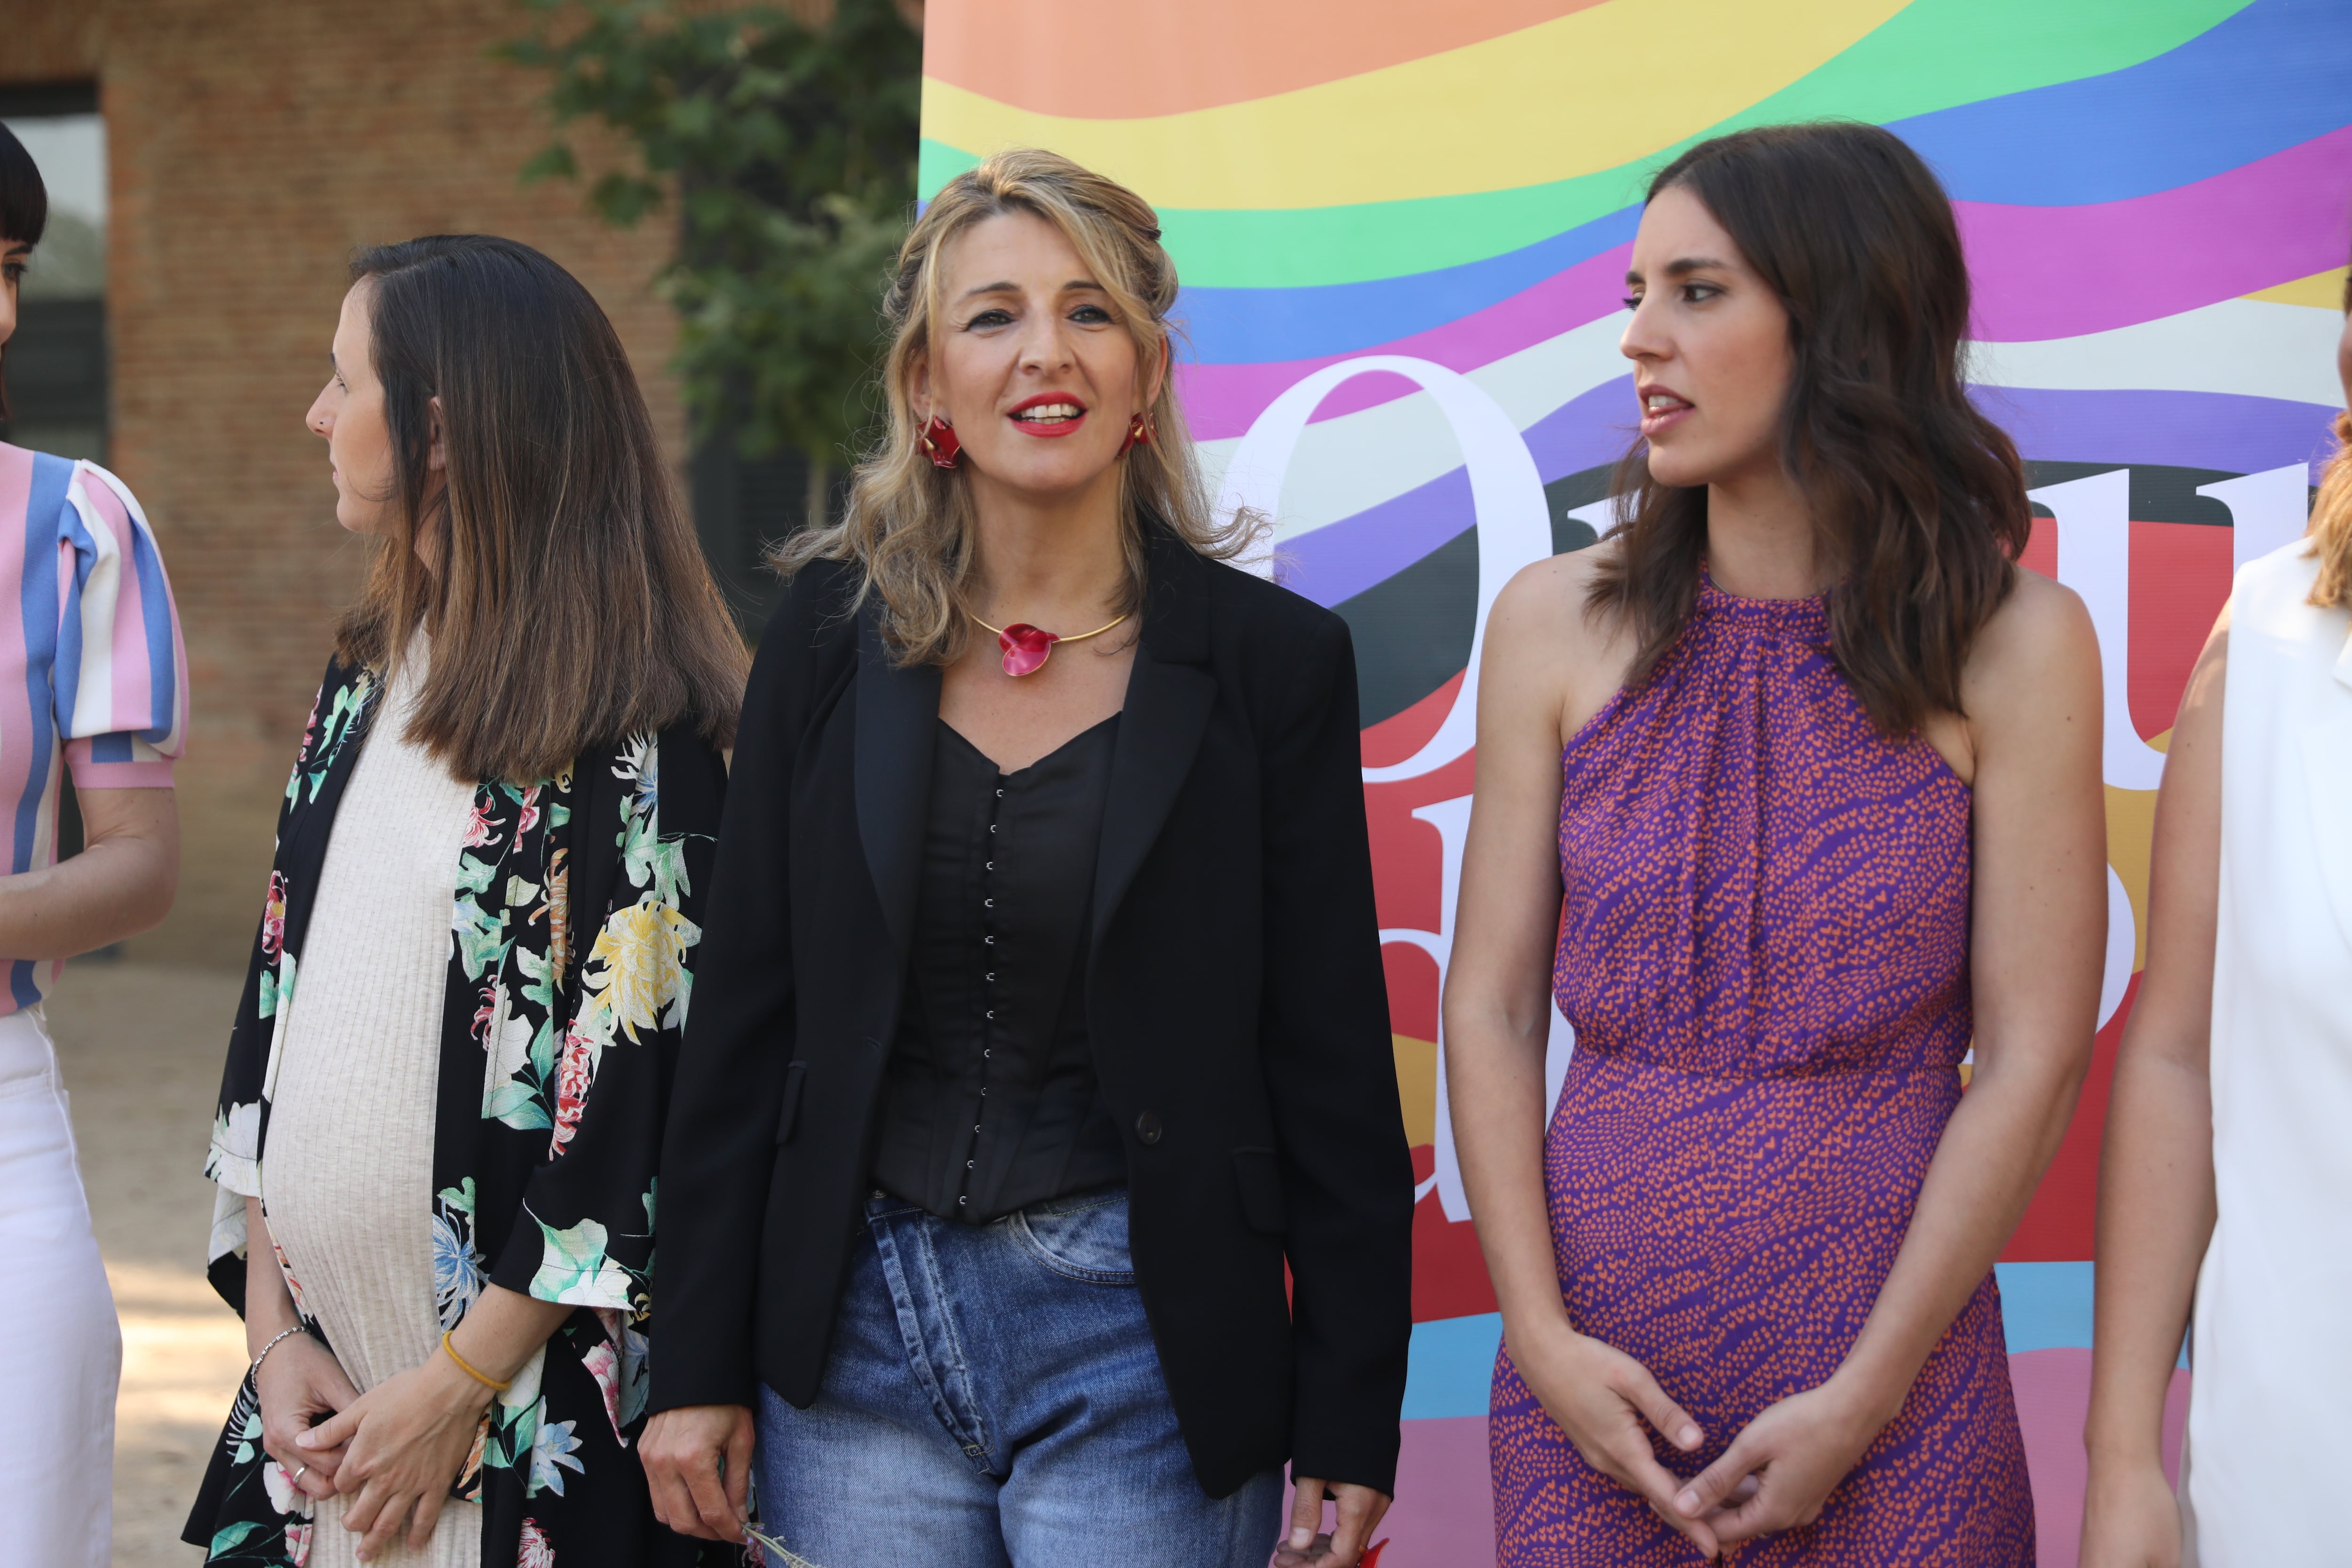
top-left (651, 532), bottom-right (1414, 1498)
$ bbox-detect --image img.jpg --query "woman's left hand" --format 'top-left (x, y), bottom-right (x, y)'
top-left (297, 1352), bottom-right (495, 1562)
top-left (1667, 1379), bottom-right (1885, 1548)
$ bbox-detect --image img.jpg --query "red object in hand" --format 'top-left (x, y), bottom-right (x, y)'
top-left (996, 623), bottom-right (1058, 677)
top-left (1360, 1542), bottom-right (1388, 1568)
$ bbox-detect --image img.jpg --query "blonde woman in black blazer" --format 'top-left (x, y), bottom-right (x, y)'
top-left (638, 150), bottom-right (1413, 1568)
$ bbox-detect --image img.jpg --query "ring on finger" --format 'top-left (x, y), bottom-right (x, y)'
top-left (294, 1463), bottom-right (309, 1485)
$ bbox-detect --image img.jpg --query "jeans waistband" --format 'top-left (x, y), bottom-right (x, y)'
top-left (861, 1183), bottom-right (1130, 1229)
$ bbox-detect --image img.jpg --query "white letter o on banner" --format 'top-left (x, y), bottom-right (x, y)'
top-left (1213, 356), bottom-right (1555, 784)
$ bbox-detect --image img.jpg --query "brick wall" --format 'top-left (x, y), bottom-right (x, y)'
top-left (0, 0), bottom-right (102, 80)
top-left (3, 0), bottom-right (686, 965)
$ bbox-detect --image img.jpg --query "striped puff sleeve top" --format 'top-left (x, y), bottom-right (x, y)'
top-left (0, 442), bottom-right (190, 1011)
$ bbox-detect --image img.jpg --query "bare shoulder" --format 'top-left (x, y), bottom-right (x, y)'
top-left (1963, 566), bottom-right (2099, 709)
top-left (1486, 538), bottom-right (1627, 669)
top-left (1483, 539), bottom-right (1639, 748)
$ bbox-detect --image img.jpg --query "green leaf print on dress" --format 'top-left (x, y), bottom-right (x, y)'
top-left (198, 663), bottom-right (727, 1568)
top-left (529, 1215), bottom-right (636, 1308)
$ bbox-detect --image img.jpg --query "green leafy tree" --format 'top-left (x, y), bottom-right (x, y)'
top-left (502, 0), bottom-right (921, 507)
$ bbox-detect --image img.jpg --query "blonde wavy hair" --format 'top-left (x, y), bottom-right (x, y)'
top-left (2308, 258), bottom-right (2352, 607)
top-left (774, 147), bottom-right (1256, 663)
top-left (2312, 402), bottom-right (2352, 610)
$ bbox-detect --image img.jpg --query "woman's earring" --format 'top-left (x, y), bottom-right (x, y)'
top-left (919, 415), bottom-right (961, 470)
top-left (1119, 413), bottom-right (1152, 455)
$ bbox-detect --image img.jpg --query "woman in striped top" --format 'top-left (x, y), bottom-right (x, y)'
top-left (0, 122), bottom-right (190, 1567)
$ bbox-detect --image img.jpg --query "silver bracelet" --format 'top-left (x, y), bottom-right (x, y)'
top-left (251, 1323), bottom-right (309, 1377)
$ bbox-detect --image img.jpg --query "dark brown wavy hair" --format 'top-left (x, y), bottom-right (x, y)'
top-left (1590, 122), bottom-right (2030, 734)
top-left (334, 235), bottom-right (747, 782)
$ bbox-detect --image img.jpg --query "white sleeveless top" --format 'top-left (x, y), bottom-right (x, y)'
top-left (2182, 538), bottom-right (2352, 1565)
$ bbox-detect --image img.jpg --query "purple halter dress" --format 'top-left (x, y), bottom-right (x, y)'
top-left (1488, 577), bottom-right (2033, 1565)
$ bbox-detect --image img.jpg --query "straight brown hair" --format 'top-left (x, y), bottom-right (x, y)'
top-left (334, 235), bottom-right (747, 783)
top-left (1591, 122), bottom-right (2030, 735)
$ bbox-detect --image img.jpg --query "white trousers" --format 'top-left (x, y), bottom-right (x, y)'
top-left (0, 1007), bottom-right (118, 1568)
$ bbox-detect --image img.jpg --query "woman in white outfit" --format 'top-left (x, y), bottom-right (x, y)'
top-left (0, 122), bottom-right (189, 1568)
top-left (2080, 263), bottom-right (2352, 1565)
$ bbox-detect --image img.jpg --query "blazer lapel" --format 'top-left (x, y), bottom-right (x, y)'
top-left (854, 605), bottom-right (941, 971)
top-left (1093, 538), bottom-right (1217, 948)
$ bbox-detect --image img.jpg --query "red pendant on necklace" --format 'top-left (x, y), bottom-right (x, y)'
top-left (995, 623), bottom-right (1058, 677)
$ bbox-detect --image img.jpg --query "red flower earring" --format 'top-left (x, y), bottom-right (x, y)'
top-left (920, 415), bottom-right (961, 469)
top-left (1119, 413), bottom-right (1152, 455)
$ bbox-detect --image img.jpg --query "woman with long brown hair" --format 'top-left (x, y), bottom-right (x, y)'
top-left (185, 235), bottom-right (746, 1568)
top-left (638, 148), bottom-right (1413, 1568)
top-left (1444, 123), bottom-right (2106, 1563)
top-left (2079, 261), bottom-right (2352, 1567)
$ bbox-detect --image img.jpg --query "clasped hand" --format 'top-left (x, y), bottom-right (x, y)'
top-left (1515, 1321), bottom-right (1884, 1559)
top-left (273, 1348), bottom-right (496, 1562)
top-left (253, 1332), bottom-right (358, 1504)
top-left (1667, 1380), bottom-right (1885, 1550)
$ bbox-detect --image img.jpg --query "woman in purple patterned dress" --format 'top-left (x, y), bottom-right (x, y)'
top-left (1444, 124), bottom-right (2108, 1564)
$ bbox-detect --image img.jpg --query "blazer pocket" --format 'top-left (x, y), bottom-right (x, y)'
top-left (1232, 1146), bottom-right (1287, 1235)
top-left (774, 1062), bottom-right (808, 1146)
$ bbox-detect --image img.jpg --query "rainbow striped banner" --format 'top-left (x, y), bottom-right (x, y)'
top-left (923, 2), bottom-right (2350, 1559)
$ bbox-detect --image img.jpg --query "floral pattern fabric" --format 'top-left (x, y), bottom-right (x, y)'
top-left (186, 656), bottom-right (732, 1568)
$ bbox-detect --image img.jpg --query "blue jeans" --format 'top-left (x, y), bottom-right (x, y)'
top-left (754, 1188), bottom-right (1285, 1568)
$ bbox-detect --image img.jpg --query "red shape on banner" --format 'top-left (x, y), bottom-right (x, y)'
top-left (2129, 521), bottom-right (2233, 741)
top-left (1410, 1145), bottom-right (1498, 1321)
top-left (1364, 676), bottom-right (1478, 1043)
top-left (2004, 971), bottom-right (2141, 1262)
top-left (2019, 512), bottom-right (2058, 579)
top-left (1360, 670), bottom-right (1462, 769)
top-left (1382, 952), bottom-right (1438, 1052)
top-left (2018, 514), bottom-right (2230, 742)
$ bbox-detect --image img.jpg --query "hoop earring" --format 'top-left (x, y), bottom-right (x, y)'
top-left (1119, 413), bottom-right (1152, 455)
top-left (919, 416), bottom-right (961, 469)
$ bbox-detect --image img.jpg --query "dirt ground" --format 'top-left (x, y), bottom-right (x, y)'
top-left (49, 959), bottom-right (249, 1568)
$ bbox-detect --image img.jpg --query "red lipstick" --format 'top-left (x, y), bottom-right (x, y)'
top-left (1008, 391), bottom-right (1088, 438)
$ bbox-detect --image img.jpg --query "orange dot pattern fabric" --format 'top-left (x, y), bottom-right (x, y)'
top-left (1490, 580), bottom-right (2032, 1565)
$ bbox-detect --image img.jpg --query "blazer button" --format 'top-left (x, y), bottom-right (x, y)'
top-left (1135, 1110), bottom-right (1163, 1145)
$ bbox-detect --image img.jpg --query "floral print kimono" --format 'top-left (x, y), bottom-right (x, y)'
top-left (185, 657), bottom-right (732, 1568)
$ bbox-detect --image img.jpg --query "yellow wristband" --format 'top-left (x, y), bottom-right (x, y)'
top-left (440, 1329), bottom-right (513, 1393)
